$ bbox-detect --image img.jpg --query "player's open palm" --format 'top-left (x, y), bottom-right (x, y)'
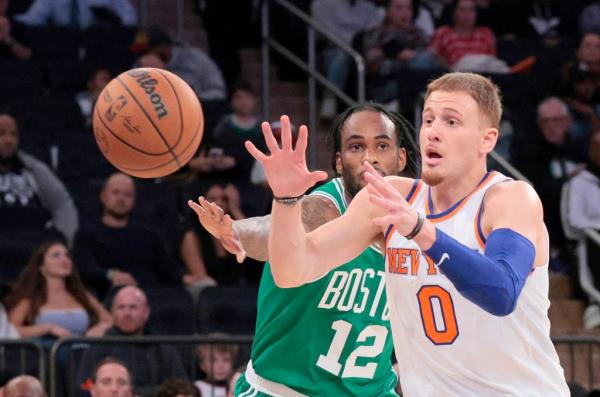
top-left (245, 115), bottom-right (327, 197)
top-left (364, 161), bottom-right (419, 236)
top-left (187, 197), bottom-right (246, 262)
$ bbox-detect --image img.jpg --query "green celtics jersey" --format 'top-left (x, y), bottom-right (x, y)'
top-left (248, 178), bottom-right (397, 397)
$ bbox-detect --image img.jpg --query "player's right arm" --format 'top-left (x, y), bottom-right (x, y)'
top-left (188, 195), bottom-right (340, 262)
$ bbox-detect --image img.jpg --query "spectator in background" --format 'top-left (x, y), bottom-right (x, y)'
top-left (563, 32), bottom-right (600, 93)
top-left (562, 69), bottom-right (600, 141)
top-left (75, 67), bottom-right (112, 128)
top-left (0, 302), bottom-right (18, 338)
top-left (3, 375), bottom-right (46, 397)
top-left (15, 0), bottom-right (137, 29)
top-left (89, 357), bottom-right (133, 397)
top-left (563, 132), bottom-right (600, 330)
top-left (76, 286), bottom-right (188, 396)
top-left (5, 240), bottom-right (112, 339)
top-left (195, 339), bottom-right (239, 397)
top-left (144, 26), bottom-right (226, 102)
top-left (155, 379), bottom-right (199, 397)
top-left (73, 173), bottom-right (182, 299)
top-left (512, 97), bottom-right (589, 271)
top-left (0, 111), bottom-right (78, 282)
top-left (311, 0), bottom-right (385, 119)
top-left (579, 1), bottom-right (600, 35)
top-left (429, 0), bottom-right (507, 73)
top-left (360, 0), bottom-right (436, 107)
top-left (189, 183), bottom-right (246, 286)
top-left (0, 0), bottom-right (31, 60)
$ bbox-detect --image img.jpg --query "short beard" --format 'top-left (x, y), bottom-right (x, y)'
top-left (105, 208), bottom-right (130, 221)
top-left (422, 168), bottom-right (443, 186)
top-left (341, 168), bottom-right (363, 199)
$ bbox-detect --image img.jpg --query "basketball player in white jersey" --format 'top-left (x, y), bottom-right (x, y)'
top-left (246, 72), bottom-right (569, 396)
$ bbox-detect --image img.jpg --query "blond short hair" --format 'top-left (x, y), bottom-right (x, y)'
top-left (425, 72), bottom-right (502, 128)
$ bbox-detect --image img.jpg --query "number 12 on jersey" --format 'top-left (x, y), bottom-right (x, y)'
top-left (316, 320), bottom-right (388, 379)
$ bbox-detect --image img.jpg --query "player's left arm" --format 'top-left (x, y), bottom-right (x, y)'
top-left (422, 181), bottom-right (543, 316)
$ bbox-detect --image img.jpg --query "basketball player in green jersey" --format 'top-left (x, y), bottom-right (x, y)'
top-left (188, 104), bottom-right (419, 396)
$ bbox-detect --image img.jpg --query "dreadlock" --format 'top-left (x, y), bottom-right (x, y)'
top-left (328, 103), bottom-right (421, 178)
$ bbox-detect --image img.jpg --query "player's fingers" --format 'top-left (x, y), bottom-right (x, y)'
top-left (294, 124), bottom-right (308, 155)
top-left (364, 168), bottom-right (400, 199)
top-left (280, 115), bottom-right (293, 151)
top-left (368, 190), bottom-right (395, 211)
top-left (245, 140), bottom-right (268, 162)
top-left (261, 121), bottom-right (280, 153)
top-left (187, 200), bottom-right (205, 215)
top-left (198, 196), bottom-right (218, 218)
top-left (310, 170), bottom-right (329, 185)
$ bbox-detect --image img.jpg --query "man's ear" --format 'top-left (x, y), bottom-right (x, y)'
top-left (335, 152), bottom-right (342, 175)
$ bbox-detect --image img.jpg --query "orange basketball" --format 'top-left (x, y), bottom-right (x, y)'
top-left (92, 67), bottom-right (203, 178)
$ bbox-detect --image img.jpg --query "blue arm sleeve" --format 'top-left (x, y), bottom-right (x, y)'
top-left (424, 228), bottom-right (535, 316)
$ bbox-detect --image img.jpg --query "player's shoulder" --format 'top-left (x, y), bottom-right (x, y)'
top-left (383, 176), bottom-right (418, 198)
top-left (484, 180), bottom-right (542, 212)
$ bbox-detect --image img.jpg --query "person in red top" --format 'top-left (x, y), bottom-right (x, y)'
top-left (428, 0), bottom-right (496, 69)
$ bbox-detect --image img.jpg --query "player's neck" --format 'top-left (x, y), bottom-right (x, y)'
top-left (102, 213), bottom-right (129, 228)
top-left (429, 168), bottom-right (489, 213)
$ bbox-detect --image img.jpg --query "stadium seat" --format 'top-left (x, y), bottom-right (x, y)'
top-left (145, 287), bottom-right (195, 335)
top-left (196, 286), bottom-right (258, 335)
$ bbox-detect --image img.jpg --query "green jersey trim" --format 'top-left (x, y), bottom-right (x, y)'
top-left (246, 360), bottom-right (309, 397)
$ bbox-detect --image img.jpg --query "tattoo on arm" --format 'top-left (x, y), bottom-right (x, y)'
top-left (301, 196), bottom-right (340, 232)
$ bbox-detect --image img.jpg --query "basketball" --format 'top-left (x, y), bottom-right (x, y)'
top-left (92, 67), bottom-right (204, 178)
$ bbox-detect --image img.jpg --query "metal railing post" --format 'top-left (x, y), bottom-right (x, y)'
top-left (308, 27), bottom-right (317, 169)
top-left (261, 0), bottom-right (271, 121)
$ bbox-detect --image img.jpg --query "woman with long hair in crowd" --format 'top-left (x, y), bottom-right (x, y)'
top-left (6, 240), bottom-right (112, 338)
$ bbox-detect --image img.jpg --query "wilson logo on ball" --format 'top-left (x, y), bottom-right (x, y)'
top-left (126, 69), bottom-right (168, 119)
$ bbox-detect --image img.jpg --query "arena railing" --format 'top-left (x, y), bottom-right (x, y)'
top-left (261, 0), bottom-right (366, 169)
top-left (0, 339), bottom-right (46, 389)
top-left (48, 335), bottom-right (253, 397)
top-left (552, 335), bottom-right (600, 390)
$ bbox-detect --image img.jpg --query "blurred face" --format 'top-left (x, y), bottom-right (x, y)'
top-left (577, 33), bottom-right (600, 65)
top-left (387, 0), bottom-right (413, 30)
top-left (0, 115), bottom-right (18, 159)
top-left (91, 363), bottom-right (132, 397)
top-left (574, 78), bottom-right (596, 102)
top-left (101, 174), bottom-right (135, 219)
top-left (230, 90), bottom-right (256, 117)
top-left (336, 110), bottom-right (406, 198)
top-left (420, 90), bottom-right (496, 186)
top-left (537, 101), bottom-right (571, 145)
top-left (453, 0), bottom-right (477, 30)
top-left (206, 185), bottom-right (228, 212)
top-left (138, 53), bottom-right (166, 69)
top-left (88, 70), bottom-right (112, 96)
top-left (200, 350), bottom-right (234, 382)
top-left (41, 244), bottom-right (72, 279)
top-left (112, 287), bottom-right (149, 334)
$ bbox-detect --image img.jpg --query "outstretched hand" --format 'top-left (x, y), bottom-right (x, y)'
top-left (364, 161), bottom-right (419, 236)
top-left (245, 115), bottom-right (328, 198)
top-left (187, 197), bottom-right (247, 263)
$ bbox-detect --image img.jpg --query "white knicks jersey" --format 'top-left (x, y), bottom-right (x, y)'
top-left (384, 171), bottom-right (568, 397)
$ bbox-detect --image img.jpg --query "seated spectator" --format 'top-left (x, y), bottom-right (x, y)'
top-left (0, 0), bottom-right (31, 60)
top-left (189, 183), bottom-right (246, 286)
top-left (428, 0), bottom-right (507, 73)
top-left (156, 379), bottom-right (199, 397)
top-left (5, 240), bottom-right (112, 339)
top-left (311, 0), bottom-right (385, 119)
top-left (73, 172), bottom-right (182, 299)
top-left (3, 375), bottom-right (45, 397)
top-left (142, 26), bottom-right (226, 101)
top-left (76, 286), bottom-right (188, 396)
top-left (226, 366), bottom-right (245, 397)
top-left (15, 0), bottom-right (137, 29)
top-left (511, 97), bottom-right (589, 270)
top-left (74, 67), bottom-right (112, 128)
top-left (89, 357), bottom-right (133, 397)
top-left (562, 69), bottom-right (600, 141)
top-left (564, 132), bottom-right (600, 330)
top-left (0, 302), bottom-right (18, 338)
top-left (195, 338), bottom-right (239, 397)
top-left (0, 111), bottom-right (78, 255)
top-left (563, 32), bottom-right (600, 93)
top-left (359, 0), bottom-right (436, 105)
